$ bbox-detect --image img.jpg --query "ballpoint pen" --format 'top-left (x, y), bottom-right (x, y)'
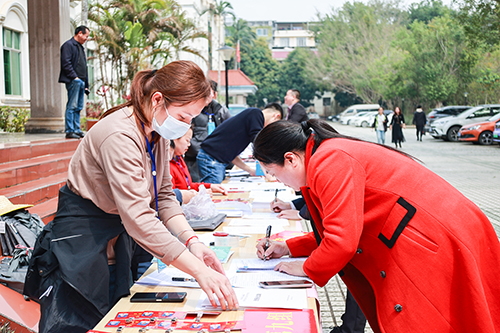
top-left (263, 225), bottom-right (272, 261)
top-left (272, 189), bottom-right (280, 212)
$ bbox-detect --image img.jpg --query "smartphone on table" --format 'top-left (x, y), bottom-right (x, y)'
top-left (259, 279), bottom-right (313, 289)
top-left (130, 292), bottom-right (187, 303)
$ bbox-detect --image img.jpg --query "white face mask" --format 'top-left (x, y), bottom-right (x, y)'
top-left (152, 104), bottom-right (191, 140)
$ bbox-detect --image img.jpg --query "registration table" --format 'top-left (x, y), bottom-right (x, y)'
top-left (92, 190), bottom-right (320, 332)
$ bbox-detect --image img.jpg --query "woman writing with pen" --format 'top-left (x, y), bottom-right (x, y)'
top-left (254, 119), bottom-right (500, 332)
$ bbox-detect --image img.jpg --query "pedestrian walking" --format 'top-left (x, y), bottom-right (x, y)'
top-left (412, 105), bottom-right (426, 141)
top-left (253, 119), bottom-right (500, 333)
top-left (390, 106), bottom-right (405, 148)
top-left (58, 26), bottom-right (90, 139)
top-left (372, 107), bottom-right (388, 144)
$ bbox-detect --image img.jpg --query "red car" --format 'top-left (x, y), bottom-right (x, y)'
top-left (458, 113), bottom-right (500, 145)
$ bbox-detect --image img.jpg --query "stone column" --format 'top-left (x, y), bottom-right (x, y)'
top-left (25, 0), bottom-right (70, 133)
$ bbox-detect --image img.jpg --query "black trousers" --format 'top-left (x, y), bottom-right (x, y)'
top-left (331, 290), bottom-right (366, 333)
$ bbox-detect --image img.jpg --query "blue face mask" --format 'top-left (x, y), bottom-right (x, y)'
top-left (152, 104), bottom-right (191, 140)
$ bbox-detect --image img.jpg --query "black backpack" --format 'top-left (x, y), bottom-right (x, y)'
top-left (0, 209), bottom-right (44, 293)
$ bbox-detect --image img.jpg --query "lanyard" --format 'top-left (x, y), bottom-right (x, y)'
top-left (142, 123), bottom-right (160, 219)
top-left (174, 157), bottom-right (191, 190)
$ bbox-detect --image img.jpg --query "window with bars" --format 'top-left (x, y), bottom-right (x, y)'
top-left (3, 28), bottom-right (22, 95)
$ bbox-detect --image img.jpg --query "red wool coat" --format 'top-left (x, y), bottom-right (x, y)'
top-left (286, 137), bottom-right (500, 332)
top-left (169, 156), bottom-right (212, 191)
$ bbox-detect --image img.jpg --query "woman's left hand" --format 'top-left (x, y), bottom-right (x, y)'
top-left (189, 242), bottom-right (225, 275)
top-left (210, 184), bottom-right (227, 195)
top-left (274, 260), bottom-right (307, 277)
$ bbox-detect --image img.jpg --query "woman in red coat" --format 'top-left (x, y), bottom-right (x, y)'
top-left (254, 119), bottom-right (500, 333)
top-left (169, 128), bottom-right (226, 194)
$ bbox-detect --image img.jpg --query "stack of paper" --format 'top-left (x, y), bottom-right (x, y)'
top-left (197, 288), bottom-right (308, 310)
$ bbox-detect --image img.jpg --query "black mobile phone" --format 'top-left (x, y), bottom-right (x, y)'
top-left (259, 279), bottom-right (314, 289)
top-left (130, 292), bottom-right (187, 303)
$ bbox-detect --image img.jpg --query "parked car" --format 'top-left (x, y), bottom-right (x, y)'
top-left (458, 113), bottom-right (500, 145)
top-left (308, 111), bottom-right (320, 119)
top-left (352, 111), bottom-right (377, 127)
top-left (492, 122), bottom-right (500, 145)
top-left (430, 105), bottom-right (500, 142)
top-left (425, 105), bottom-right (471, 133)
top-left (228, 104), bottom-right (248, 116)
top-left (341, 111), bottom-right (370, 125)
top-left (327, 114), bottom-right (339, 122)
top-left (353, 110), bottom-right (393, 127)
top-left (338, 104), bottom-right (380, 123)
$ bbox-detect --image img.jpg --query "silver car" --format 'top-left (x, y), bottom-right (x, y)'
top-left (430, 104), bottom-right (500, 141)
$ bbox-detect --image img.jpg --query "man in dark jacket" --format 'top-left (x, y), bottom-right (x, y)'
top-left (58, 26), bottom-right (90, 139)
top-left (185, 80), bottom-right (231, 182)
top-left (412, 105), bottom-right (427, 141)
top-left (284, 89), bottom-right (308, 123)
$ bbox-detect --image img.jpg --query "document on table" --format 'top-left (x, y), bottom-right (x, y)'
top-left (136, 267), bottom-right (199, 288)
top-left (197, 288), bottom-right (308, 310)
top-left (228, 219), bottom-right (289, 227)
top-left (232, 257), bottom-right (307, 271)
top-left (229, 270), bottom-right (313, 288)
top-left (242, 212), bottom-right (280, 219)
top-left (223, 225), bottom-right (285, 235)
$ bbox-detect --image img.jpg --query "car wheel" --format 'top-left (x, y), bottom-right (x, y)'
top-left (347, 120), bottom-right (351, 125)
top-left (361, 121), bottom-right (368, 128)
top-left (478, 131), bottom-right (493, 145)
top-left (446, 126), bottom-right (461, 142)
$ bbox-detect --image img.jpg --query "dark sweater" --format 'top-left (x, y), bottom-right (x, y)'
top-left (200, 108), bottom-right (264, 164)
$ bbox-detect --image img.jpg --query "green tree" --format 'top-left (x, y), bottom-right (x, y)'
top-left (226, 19), bottom-right (256, 69)
top-left (407, 0), bottom-right (449, 24)
top-left (277, 48), bottom-right (321, 106)
top-left (226, 19), bottom-right (256, 52)
top-left (455, 0), bottom-right (500, 48)
top-left (89, 0), bottom-right (206, 107)
top-left (202, 0), bottom-right (234, 69)
top-left (391, 14), bottom-right (471, 106)
top-left (309, 1), bottom-right (405, 104)
top-left (240, 38), bottom-right (281, 107)
top-left (467, 47), bottom-right (500, 104)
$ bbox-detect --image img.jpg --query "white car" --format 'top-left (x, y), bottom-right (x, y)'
top-left (430, 104), bottom-right (500, 141)
top-left (341, 111), bottom-right (370, 125)
top-left (352, 111), bottom-right (378, 127)
top-left (338, 104), bottom-right (380, 123)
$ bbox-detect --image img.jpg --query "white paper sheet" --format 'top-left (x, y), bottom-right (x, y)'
top-left (223, 225), bottom-right (285, 235)
top-left (229, 270), bottom-right (313, 288)
top-left (242, 212), bottom-right (280, 219)
top-left (196, 288), bottom-right (308, 310)
top-left (228, 219), bottom-right (289, 227)
top-left (136, 267), bottom-right (199, 288)
top-left (231, 257), bottom-right (307, 271)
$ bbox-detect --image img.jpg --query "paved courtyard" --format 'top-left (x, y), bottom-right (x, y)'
top-left (316, 122), bottom-right (500, 333)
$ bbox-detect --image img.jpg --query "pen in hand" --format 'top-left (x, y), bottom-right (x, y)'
top-left (263, 225), bottom-right (272, 261)
top-left (273, 189), bottom-right (280, 212)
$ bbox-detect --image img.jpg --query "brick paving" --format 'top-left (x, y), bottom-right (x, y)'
top-left (316, 123), bottom-right (500, 332)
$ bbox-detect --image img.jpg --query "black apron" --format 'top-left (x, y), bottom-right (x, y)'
top-left (24, 185), bottom-right (134, 333)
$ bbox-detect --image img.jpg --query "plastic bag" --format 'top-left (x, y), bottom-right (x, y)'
top-left (182, 185), bottom-right (218, 220)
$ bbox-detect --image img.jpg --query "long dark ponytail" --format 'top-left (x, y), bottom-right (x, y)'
top-left (253, 119), bottom-right (416, 166)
